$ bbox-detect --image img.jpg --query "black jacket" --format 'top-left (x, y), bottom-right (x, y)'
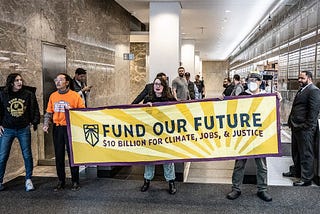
top-left (132, 83), bottom-right (153, 104)
top-left (187, 81), bottom-right (195, 99)
top-left (0, 87), bottom-right (40, 129)
top-left (144, 94), bottom-right (176, 103)
top-left (223, 84), bottom-right (234, 96)
top-left (288, 83), bottom-right (320, 131)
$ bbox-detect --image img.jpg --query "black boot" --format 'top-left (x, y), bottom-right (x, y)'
top-left (140, 179), bottom-right (150, 192)
top-left (168, 180), bottom-right (177, 195)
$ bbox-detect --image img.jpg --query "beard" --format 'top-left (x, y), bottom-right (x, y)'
top-left (299, 81), bottom-right (308, 87)
top-left (179, 73), bottom-right (184, 77)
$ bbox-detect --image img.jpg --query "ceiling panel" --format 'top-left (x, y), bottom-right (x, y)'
top-left (116, 0), bottom-right (283, 60)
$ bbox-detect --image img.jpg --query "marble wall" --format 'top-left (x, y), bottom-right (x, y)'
top-left (202, 61), bottom-right (229, 98)
top-left (0, 0), bottom-right (132, 182)
top-left (129, 43), bottom-right (149, 103)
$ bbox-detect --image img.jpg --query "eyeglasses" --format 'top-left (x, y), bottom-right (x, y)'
top-left (14, 78), bottom-right (23, 82)
top-left (54, 78), bottom-right (66, 83)
top-left (154, 83), bottom-right (163, 86)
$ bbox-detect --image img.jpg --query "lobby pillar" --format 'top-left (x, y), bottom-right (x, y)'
top-left (181, 39), bottom-right (195, 77)
top-left (195, 51), bottom-right (202, 77)
top-left (149, 2), bottom-right (181, 82)
top-left (149, 2), bottom-right (186, 181)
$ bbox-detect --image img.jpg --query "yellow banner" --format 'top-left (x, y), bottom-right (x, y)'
top-left (67, 94), bottom-right (281, 166)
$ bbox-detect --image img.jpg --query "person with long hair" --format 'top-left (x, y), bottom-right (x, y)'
top-left (43, 73), bottom-right (85, 191)
top-left (0, 73), bottom-right (40, 191)
top-left (140, 77), bottom-right (177, 194)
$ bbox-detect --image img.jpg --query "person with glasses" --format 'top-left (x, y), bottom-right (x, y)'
top-left (132, 73), bottom-right (168, 104)
top-left (139, 77), bottom-right (177, 195)
top-left (43, 73), bottom-right (85, 191)
top-left (0, 73), bottom-right (40, 191)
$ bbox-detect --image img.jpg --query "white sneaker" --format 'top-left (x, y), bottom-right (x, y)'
top-left (25, 179), bottom-right (35, 192)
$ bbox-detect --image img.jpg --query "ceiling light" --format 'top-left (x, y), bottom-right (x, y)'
top-left (225, 10), bottom-right (231, 13)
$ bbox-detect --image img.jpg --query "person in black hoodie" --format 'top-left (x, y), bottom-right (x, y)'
top-left (0, 73), bottom-right (40, 191)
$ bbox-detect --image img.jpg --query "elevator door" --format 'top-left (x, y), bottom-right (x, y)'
top-left (42, 42), bottom-right (66, 160)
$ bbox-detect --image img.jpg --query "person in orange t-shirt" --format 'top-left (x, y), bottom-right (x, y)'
top-left (43, 73), bottom-right (84, 191)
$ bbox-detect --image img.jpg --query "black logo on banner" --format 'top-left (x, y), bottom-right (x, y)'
top-left (83, 124), bottom-right (99, 147)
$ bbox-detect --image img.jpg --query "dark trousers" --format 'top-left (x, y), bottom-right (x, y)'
top-left (53, 125), bottom-right (79, 184)
top-left (291, 128), bottom-right (315, 181)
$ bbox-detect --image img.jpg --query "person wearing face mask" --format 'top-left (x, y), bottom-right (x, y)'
top-left (140, 77), bottom-right (177, 195)
top-left (222, 77), bottom-right (234, 96)
top-left (226, 73), bottom-right (274, 202)
top-left (0, 73), bottom-right (40, 192)
top-left (283, 71), bottom-right (320, 186)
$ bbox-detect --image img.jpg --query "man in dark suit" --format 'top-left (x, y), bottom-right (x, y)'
top-left (283, 71), bottom-right (320, 186)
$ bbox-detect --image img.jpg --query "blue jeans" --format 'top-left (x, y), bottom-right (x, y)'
top-left (144, 163), bottom-right (176, 181)
top-left (0, 126), bottom-right (33, 183)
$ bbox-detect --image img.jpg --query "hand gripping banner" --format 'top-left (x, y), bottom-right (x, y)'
top-left (66, 94), bottom-right (281, 166)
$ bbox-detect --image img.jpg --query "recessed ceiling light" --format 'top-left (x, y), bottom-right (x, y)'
top-left (225, 10), bottom-right (231, 13)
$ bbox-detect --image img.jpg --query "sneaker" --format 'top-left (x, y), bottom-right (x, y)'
top-left (257, 191), bottom-right (272, 202)
top-left (25, 179), bottom-right (35, 192)
top-left (140, 179), bottom-right (150, 192)
top-left (71, 182), bottom-right (80, 191)
top-left (168, 180), bottom-right (177, 195)
top-left (226, 190), bottom-right (241, 200)
top-left (54, 181), bottom-right (65, 192)
top-left (0, 183), bottom-right (5, 191)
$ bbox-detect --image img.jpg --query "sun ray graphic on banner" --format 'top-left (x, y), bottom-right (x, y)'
top-left (67, 95), bottom-right (280, 165)
top-left (70, 109), bottom-right (193, 159)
